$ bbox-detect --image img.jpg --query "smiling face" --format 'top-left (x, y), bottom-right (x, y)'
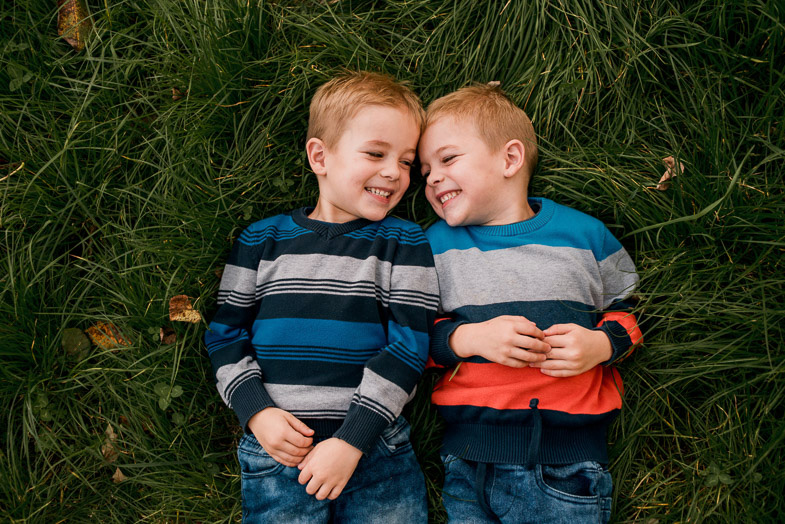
top-left (419, 116), bottom-right (530, 227)
top-left (307, 104), bottom-right (420, 223)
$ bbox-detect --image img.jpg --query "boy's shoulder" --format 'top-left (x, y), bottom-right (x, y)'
top-left (360, 215), bottom-right (429, 246)
top-left (237, 209), bottom-right (308, 246)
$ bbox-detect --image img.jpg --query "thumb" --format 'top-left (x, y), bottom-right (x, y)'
top-left (543, 323), bottom-right (574, 337)
top-left (285, 412), bottom-right (315, 436)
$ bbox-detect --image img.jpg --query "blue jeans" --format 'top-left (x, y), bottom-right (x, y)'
top-left (238, 416), bottom-right (427, 523)
top-left (441, 455), bottom-right (613, 523)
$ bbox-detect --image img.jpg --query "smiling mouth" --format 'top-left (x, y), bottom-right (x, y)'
top-left (366, 187), bottom-right (392, 199)
top-left (439, 190), bottom-right (461, 204)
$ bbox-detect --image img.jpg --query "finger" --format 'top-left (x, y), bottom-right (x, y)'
top-left (273, 439), bottom-right (312, 457)
top-left (542, 323), bottom-right (575, 337)
top-left (285, 412), bottom-right (315, 437)
top-left (327, 485), bottom-right (344, 500)
top-left (543, 334), bottom-right (570, 349)
top-left (314, 482), bottom-right (333, 501)
top-left (507, 343), bottom-right (548, 362)
top-left (529, 358), bottom-right (571, 370)
top-left (270, 454), bottom-right (301, 468)
top-left (513, 334), bottom-right (551, 353)
top-left (298, 466), bottom-right (313, 485)
top-left (514, 320), bottom-right (545, 339)
top-left (297, 451), bottom-right (313, 471)
top-left (537, 368), bottom-right (579, 378)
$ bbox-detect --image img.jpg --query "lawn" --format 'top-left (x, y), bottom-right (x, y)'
top-left (1, 1), bottom-right (783, 522)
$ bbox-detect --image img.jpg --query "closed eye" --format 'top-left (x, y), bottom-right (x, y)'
top-left (442, 155), bottom-right (457, 164)
top-left (365, 151), bottom-right (383, 158)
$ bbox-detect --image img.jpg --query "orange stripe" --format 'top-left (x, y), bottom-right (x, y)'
top-left (598, 311), bottom-right (643, 360)
top-left (431, 362), bottom-right (623, 415)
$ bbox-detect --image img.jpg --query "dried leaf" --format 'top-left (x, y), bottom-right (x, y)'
top-left (101, 424), bottom-right (118, 463)
top-left (111, 467), bottom-right (127, 483)
top-left (62, 327), bottom-right (91, 356)
top-left (656, 156), bottom-right (685, 190)
top-left (172, 87), bottom-right (182, 100)
top-left (57, 0), bottom-right (92, 51)
top-left (85, 322), bottom-right (130, 350)
top-left (159, 326), bottom-right (177, 345)
top-left (169, 295), bottom-right (202, 323)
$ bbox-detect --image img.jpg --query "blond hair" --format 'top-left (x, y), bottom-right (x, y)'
top-left (426, 84), bottom-right (538, 179)
top-left (307, 71), bottom-right (425, 148)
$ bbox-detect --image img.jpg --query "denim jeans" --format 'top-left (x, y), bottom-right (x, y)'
top-left (441, 455), bottom-right (613, 524)
top-left (238, 416), bottom-right (427, 523)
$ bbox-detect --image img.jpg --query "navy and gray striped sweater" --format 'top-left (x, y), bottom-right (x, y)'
top-left (205, 208), bottom-right (439, 453)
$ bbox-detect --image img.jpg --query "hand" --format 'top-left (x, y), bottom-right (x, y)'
top-left (450, 316), bottom-right (551, 367)
top-left (248, 407), bottom-right (314, 467)
top-left (297, 438), bottom-right (363, 500)
top-left (529, 324), bottom-right (612, 377)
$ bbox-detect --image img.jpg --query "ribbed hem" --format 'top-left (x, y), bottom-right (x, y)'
top-left (467, 198), bottom-right (554, 237)
top-left (332, 404), bottom-right (391, 454)
top-left (442, 422), bottom-right (610, 465)
top-left (596, 321), bottom-right (633, 364)
top-left (431, 320), bottom-right (467, 367)
top-left (291, 207), bottom-right (372, 239)
top-left (232, 379), bottom-right (276, 432)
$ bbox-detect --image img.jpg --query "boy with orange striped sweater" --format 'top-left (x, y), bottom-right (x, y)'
top-left (419, 84), bottom-right (642, 523)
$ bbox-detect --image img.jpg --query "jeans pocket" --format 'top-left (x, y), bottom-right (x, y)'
top-left (237, 433), bottom-right (286, 479)
top-left (377, 417), bottom-right (413, 457)
top-left (536, 461), bottom-right (613, 502)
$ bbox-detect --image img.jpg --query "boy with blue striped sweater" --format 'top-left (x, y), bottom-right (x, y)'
top-left (205, 72), bottom-right (438, 523)
top-left (419, 84), bottom-right (643, 523)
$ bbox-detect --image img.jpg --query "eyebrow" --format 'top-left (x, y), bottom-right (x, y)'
top-left (363, 140), bottom-right (416, 154)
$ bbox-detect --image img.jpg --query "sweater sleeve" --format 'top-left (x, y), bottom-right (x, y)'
top-left (204, 227), bottom-right (275, 430)
top-left (332, 235), bottom-right (439, 454)
top-left (592, 227), bottom-right (643, 364)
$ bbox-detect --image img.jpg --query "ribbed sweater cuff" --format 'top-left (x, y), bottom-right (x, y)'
top-left (595, 321), bottom-right (633, 365)
top-left (332, 405), bottom-right (390, 455)
top-left (431, 320), bottom-right (467, 367)
top-left (231, 378), bottom-right (276, 432)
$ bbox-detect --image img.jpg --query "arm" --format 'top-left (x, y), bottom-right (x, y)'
top-left (298, 237), bottom-right (439, 499)
top-left (530, 227), bottom-right (643, 376)
top-left (205, 227), bottom-right (312, 464)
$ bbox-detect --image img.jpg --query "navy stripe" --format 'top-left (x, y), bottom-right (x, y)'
top-left (259, 359), bottom-right (364, 388)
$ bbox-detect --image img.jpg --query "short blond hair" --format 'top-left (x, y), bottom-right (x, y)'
top-left (426, 84), bottom-right (538, 179)
top-left (307, 71), bottom-right (425, 148)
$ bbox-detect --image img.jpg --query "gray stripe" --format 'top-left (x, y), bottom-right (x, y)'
top-left (215, 356), bottom-right (261, 407)
top-left (435, 244), bottom-right (608, 311)
top-left (216, 264), bottom-right (257, 306)
top-left (255, 254), bottom-right (438, 307)
top-left (352, 368), bottom-right (410, 421)
top-left (264, 383), bottom-right (355, 415)
top-left (598, 249), bottom-right (639, 308)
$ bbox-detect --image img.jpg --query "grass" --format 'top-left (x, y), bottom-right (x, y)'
top-left (1, 0), bottom-right (783, 522)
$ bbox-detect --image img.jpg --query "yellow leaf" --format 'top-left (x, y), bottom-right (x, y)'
top-left (57, 0), bottom-right (92, 51)
top-left (169, 295), bottom-right (202, 323)
top-left (85, 322), bottom-right (131, 350)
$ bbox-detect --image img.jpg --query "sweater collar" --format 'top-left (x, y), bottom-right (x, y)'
top-left (292, 207), bottom-right (372, 239)
top-left (467, 197), bottom-right (554, 236)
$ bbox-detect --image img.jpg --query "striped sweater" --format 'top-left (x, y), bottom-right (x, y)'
top-left (205, 208), bottom-right (439, 453)
top-left (426, 197), bottom-right (642, 465)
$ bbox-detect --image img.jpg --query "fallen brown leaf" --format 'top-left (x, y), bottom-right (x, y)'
top-left (57, 0), bottom-right (92, 51)
top-left (111, 467), bottom-right (127, 483)
top-left (169, 295), bottom-right (202, 323)
top-left (160, 326), bottom-right (177, 345)
top-left (85, 322), bottom-right (130, 350)
top-left (656, 156), bottom-right (685, 190)
top-left (101, 424), bottom-right (118, 463)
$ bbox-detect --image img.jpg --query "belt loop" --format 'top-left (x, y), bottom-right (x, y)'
top-left (474, 462), bottom-right (495, 518)
top-left (526, 398), bottom-right (542, 469)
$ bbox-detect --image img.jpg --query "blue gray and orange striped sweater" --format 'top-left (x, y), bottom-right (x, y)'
top-left (426, 197), bottom-right (643, 465)
top-left (204, 208), bottom-right (439, 454)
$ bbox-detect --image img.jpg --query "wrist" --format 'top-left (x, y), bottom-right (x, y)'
top-left (449, 324), bottom-right (472, 358)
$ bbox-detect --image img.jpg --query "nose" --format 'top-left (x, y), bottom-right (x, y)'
top-left (379, 159), bottom-right (400, 181)
top-left (427, 169), bottom-right (443, 186)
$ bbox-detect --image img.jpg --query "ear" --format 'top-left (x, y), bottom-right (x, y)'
top-left (306, 138), bottom-right (328, 176)
top-left (501, 139), bottom-right (525, 178)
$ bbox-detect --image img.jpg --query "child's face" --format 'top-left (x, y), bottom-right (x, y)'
top-left (419, 116), bottom-right (515, 227)
top-left (310, 104), bottom-right (419, 223)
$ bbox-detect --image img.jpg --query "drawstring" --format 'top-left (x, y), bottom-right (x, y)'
top-left (525, 398), bottom-right (542, 469)
top-left (474, 462), bottom-right (495, 518)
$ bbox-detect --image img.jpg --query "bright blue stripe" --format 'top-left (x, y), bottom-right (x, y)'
top-left (386, 321), bottom-right (429, 371)
top-left (205, 322), bottom-right (249, 354)
top-left (256, 352), bottom-right (371, 365)
top-left (251, 318), bottom-right (387, 350)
